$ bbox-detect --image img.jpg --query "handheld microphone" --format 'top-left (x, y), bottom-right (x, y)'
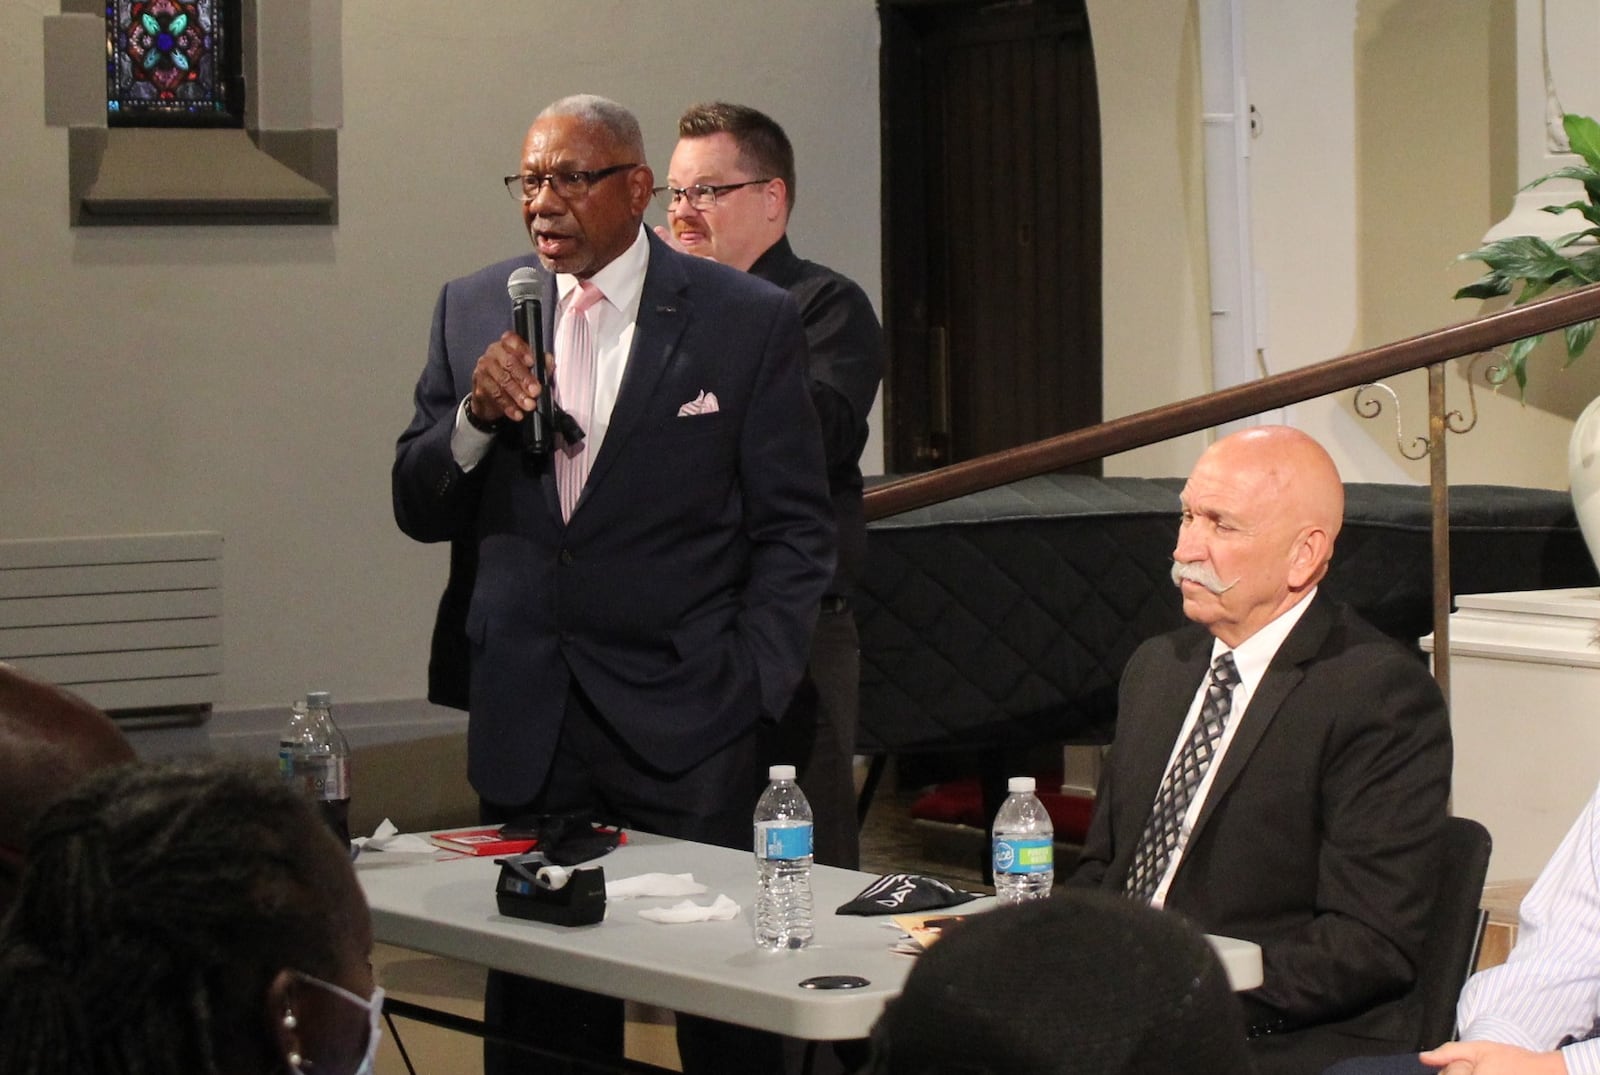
top-left (507, 267), bottom-right (553, 457)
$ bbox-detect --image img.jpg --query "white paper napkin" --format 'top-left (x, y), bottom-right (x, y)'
top-left (353, 818), bottom-right (439, 857)
top-left (605, 872), bottom-right (709, 900)
top-left (637, 894), bottom-right (741, 924)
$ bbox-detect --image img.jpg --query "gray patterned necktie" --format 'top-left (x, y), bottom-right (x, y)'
top-left (1124, 652), bottom-right (1241, 902)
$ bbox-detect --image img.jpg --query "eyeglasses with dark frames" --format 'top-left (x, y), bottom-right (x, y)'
top-left (504, 164), bottom-right (639, 202)
top-left (651, 179), bottom-right (773, 212)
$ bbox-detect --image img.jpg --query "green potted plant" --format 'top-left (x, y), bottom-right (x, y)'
top-left (1456, 112), bottom-right (1600, 394)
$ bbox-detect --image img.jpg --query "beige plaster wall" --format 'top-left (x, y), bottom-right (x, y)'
top-left (1093, 0), bottom-right (1575, 490)
top-left (1350, 0), bottom-right (1575, 489)
top-left (1090, 0), bottom-right (1215, 479)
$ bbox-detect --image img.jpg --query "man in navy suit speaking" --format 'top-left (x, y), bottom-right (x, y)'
top-left (393, 94), bottom-right (834, 1072)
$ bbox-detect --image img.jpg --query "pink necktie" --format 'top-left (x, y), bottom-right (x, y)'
top-left (555, 281), bottom-right (603, 521)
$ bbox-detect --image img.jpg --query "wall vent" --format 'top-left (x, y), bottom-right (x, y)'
top-left (0, 532), bottom-right (222, 725)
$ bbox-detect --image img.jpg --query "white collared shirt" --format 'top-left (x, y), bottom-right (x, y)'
top-left (551, 224), bottom-right (649, 470)
top-left (452, 225), bottom-right (651, 472)
top-left (1147, 587), bottom-right (1318, 908)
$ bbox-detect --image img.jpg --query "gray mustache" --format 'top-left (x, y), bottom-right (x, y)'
top-left (1171, 560), bottom-right (1238, 595)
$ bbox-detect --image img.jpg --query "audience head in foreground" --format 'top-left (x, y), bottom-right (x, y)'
top-left (0, 761), bottom-right (379, 1075)
top-left (864, 889), bottom-right (1255, 1075)
top-left (0, 663), bottom-right (136, 913)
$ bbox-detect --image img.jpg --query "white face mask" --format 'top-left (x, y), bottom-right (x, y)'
top-left (288, 971), bottom-right (386, 1075)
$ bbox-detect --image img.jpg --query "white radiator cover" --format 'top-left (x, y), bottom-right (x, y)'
top-left (0, 532), bottom-right (222, 715)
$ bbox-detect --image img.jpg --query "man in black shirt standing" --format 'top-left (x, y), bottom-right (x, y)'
top-left (655, 102), bottom-right (884, 869)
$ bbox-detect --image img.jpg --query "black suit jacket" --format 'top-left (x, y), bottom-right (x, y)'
top-left (393, 232), bottom-right (835, 804)
top-left (1072, 595), bottom-right (1452, 1067)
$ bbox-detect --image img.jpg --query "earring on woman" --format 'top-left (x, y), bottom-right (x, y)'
top-left (283, 1007), bottom-right (303, 1070)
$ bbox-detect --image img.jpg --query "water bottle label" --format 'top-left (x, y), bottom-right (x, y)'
top-left (993, 836), bottom-right (1053, 874)
top-left (277, 748), bottom-right (295, 780)
top-left (756, 821), bottom-right (813, 861)
top-left (301, 755), bottom-right (350, 800)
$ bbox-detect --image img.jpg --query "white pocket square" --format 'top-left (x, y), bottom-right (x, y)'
top-left (677, 390), bottom-right (719, 417)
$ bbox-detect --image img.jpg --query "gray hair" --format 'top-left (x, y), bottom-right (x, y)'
top-left (539, 94), bottom-right (647, 160)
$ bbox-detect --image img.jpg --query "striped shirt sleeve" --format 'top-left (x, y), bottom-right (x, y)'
top-left (1458, 780), bottom-right (1600, 1074)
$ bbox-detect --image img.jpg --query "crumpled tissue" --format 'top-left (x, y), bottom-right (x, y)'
top-left (352, 819), bottom-right (439, 859)
top-left (637, 894), bottom-right (742, 924)
top-left (605, 872), bottom-right (709, 900)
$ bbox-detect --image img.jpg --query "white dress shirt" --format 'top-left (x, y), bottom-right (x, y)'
top-left (1148, 588), bottom-right (1317, 908)
top-left (451, 225), bottom-right (651, 472)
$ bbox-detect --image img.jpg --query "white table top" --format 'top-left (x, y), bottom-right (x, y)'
top-left (358, 831), bottom-right (1263, 1040)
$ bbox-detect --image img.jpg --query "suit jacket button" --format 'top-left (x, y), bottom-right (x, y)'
top-left (559, 549), bottom-right (574, 565)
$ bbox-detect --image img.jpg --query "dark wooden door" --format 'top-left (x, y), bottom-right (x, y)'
top-left (881, 0), bottom-right (1102, 473)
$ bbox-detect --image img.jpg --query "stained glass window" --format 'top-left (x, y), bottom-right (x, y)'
top-left (105, 0), bottom-right (243, 127)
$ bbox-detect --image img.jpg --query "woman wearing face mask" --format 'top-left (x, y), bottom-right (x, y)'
top-left (0, 761), bottom-right (383, 1075)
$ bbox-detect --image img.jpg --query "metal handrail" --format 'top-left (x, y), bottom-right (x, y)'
top-left (865, 283), bottom-right (1600, 521)
top-left (863, 281), bottom-right (1600, 699)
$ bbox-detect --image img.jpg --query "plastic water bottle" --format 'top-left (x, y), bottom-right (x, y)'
top-left (754, 764), bottom-right (814, 950)
top-left (282, 690), bottom-right (352, 848)
top-left (992, 776), bottom-right (1054, 904)
top-left (278, 700), bottom-right (312, 785)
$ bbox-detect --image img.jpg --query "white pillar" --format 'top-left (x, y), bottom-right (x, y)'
top-left (1484, 0), bottom-right (1600, 242)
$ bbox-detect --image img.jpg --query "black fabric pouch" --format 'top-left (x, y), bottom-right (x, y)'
top-left (502, 811), bottom-right (625, 866)
top-left (836, 873), bottom-right (979, 916)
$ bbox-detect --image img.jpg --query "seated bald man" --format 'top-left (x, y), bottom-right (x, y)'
top-left (0, 663), bottom-right (136, 912)
top-left (1069, 426), bottom-right (1453, 1075)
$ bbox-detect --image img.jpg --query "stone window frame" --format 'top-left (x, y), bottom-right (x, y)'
top-left (44, 0), bottom-right (340, 226)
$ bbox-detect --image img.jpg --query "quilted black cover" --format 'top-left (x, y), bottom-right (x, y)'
top-left (855, 476), bottom-right (1597, 755)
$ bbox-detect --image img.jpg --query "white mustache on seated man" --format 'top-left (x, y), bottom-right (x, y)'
top-left (1171, 558), bottom-right (1239, 595)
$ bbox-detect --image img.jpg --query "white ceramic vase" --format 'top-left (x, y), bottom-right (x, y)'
top-left (1570, 395), bottom-right (1600, 572)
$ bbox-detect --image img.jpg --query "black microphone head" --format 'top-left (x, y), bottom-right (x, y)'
top-left (507, 266), bottom-right (544, 303)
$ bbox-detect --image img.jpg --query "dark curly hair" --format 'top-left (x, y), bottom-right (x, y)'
top-left (0, 761), bottom-right (362, 1075)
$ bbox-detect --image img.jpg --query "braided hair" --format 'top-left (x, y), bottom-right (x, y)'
top-left (0, 761), bottom-right (363, 1075)
top-left (0, 664), bottom-right (135, 913)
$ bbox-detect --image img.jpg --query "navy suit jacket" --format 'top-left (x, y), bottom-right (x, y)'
top-left (1071, 595), bottom-right (1452, 1066)
top-left (393, 232), bottom-right (835, 804)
